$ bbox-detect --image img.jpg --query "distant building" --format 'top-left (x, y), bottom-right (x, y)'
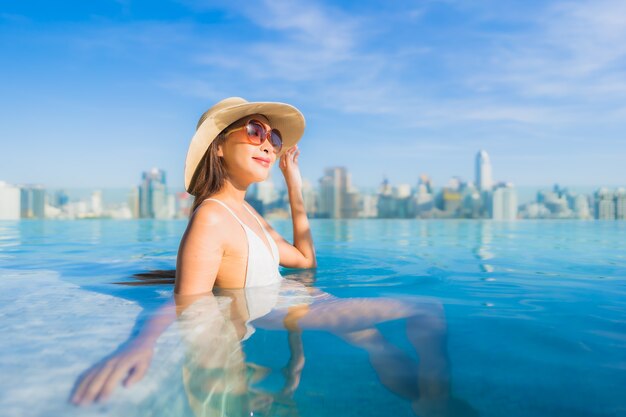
top-left (319, 167), bottom-right (358, 218)
top-left (20, 185), bottom-right (46, 219)
top-left (419, 174), bottom-right (433, 194)
top-left (91, 190), bottom-right (103, 217)
top-left (0, 181), bottom-right (21, 220)
top-left (359, 193), bottom-right (378, 218)
top-left (414, 176), bottom-right (434, 218)
top-left (573, 194), bottom-right (591, 219)
top-left (475, 150), bottom-right (493, 191)
top-left (139, 168), bottom-right (169, 219)
top-left (616, 188), bottom-right (626, 220)
top-left (52, 189), bottom-right (69, 208)
top-left (461, 182), bottom-right (482, 218)
top-left (442, 188), bottom-right (462, 216)
top-left (492, 182), bottom-right (518, 220)
top-left (128, 186), bottom-right (140, 218)
top-left (377, 178), bottom-right (396, 218)
top-left (595, 188), bottom-right (615, 220)
top-left (538, 189), bottom-right (570, 218)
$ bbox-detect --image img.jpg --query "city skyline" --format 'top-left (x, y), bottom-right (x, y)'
top-left (2, 149), bottom-right (625, 221)
top-left (2, 1), bottom-right (626, 189)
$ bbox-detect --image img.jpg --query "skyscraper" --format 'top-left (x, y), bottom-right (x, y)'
top-left (492, 182), bottom-right (518, 220)
top-left (595, 188), bottom-right (615, 220)
top-left (475, 150), bottom-right (493, 191)
top-left (91, 190), bottom-right (103, 217)
top-left (20, 185), bottom-right (46, 219)
top-left (139, 168), bottom-right (169, 219)
top-left (319, 167), bottom-right (358, 218)
top-left (0, 181), bottom-right (20, 220)
top-left (615, 188), bottom-right (626, 220)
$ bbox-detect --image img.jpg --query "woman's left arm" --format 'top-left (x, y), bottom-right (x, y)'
top-left (246, 145), bottom-right (317, 269)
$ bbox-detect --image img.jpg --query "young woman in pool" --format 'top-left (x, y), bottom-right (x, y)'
top-left (71, 97), bottom-right (477, 416)
top-left (175, 96), bottom-right (316, 295)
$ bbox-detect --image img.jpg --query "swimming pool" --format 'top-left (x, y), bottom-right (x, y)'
top-left (1, 219), bottom-right (624, 416)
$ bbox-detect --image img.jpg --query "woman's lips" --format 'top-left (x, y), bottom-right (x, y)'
top-left (252, 157), bottom-right (270, 167)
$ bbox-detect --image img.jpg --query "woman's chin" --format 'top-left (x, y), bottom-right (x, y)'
top-left (251, 167), bottom-right (271, 182)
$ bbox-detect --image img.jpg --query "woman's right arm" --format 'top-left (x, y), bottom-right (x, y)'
top-left (175, 204), bottom-right (225, 295)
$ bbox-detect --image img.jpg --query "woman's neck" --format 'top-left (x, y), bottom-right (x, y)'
top-left (211, 178), bottom-right (248, 206)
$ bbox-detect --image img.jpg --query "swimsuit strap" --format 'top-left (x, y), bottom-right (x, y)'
top-left (204, 198), bottom-right (276, 263)
top-left (203, 198), bottom-right (246, 227)
top-left (242, 204), bottom-right (268, 233)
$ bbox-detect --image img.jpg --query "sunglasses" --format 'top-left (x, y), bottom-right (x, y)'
top-left (225, 119), bottom-right (283, 154)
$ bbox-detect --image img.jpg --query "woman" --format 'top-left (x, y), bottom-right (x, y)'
top-left (176, 96), bottom-right (316, 295)
top-left (71, 97), bottom-right (476, 416)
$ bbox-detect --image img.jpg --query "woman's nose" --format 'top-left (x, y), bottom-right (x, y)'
top-left (260, 135), bottom-right (272, 153)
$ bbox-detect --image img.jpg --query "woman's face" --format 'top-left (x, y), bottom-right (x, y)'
top-left (217, 114), bottom-right (277, 184)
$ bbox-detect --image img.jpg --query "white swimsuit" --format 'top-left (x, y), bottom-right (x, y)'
top-left (201, 198), bottom-right (325, 341)
top-left (203, 198), bottom-right (282, 287)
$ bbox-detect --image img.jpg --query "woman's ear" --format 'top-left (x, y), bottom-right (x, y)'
top-left (217, 144), bottom-right (224, 157)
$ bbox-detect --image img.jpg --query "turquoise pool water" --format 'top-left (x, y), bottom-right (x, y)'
top-left (0, 220), bottom-right (624, 416)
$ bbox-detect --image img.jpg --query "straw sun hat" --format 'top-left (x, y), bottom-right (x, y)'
top-left (184, 97), bottom-right (306, 193)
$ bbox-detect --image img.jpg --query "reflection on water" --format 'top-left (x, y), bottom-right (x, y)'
top-left (473, 221), bottom-right (495, 273)
top-left (71, 272), bottom-right (478, 416)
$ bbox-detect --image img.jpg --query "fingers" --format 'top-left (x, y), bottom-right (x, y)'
top-left (97, 361), bottom-right (134, 402)
top-left (123, 359), bottom-right (150, 387)
top-left (280, 146), bottom-right (299, 169)
top-left (70, 367), bottom-right (100, 405)
top-left (71, 362), bottom-right (115, 405)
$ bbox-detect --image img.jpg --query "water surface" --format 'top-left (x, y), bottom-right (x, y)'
top-left (0, 219), bottom-right (624, 416)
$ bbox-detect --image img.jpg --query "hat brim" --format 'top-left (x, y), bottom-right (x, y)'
top-left (185, 101), bottom-right (305, 193)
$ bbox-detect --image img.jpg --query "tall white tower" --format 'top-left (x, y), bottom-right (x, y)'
top-left (475, 150), bottom-right (493, 191)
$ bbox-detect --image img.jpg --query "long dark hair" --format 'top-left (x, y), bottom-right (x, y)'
top-left (188, 131), bottom-right (228, 217)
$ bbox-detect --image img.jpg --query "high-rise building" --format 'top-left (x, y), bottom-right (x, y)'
top-left (359, 193), bottom-right (378, 218)
top-left (492, 182), bottom-right (518, 220)
top-left (475, 150), bottom-right (493, 191)
top-left (594, 188), bottom-right (615, 220)
top-left (20, 185), bottom-right (46, 219)
top-left (573, 194), bottom-right (591, 219)
top-left (139, 168), bottom-right (169, 219)
top-left (319, 167), bottom-right (358, 218)
top-left (52, 189), bottom-right (69, 208)
top-left (376, 177), bottom-right (395, 218)
top-left (0, 181), bottom-right (21, 220)
top-left (442, 188), bottom-right (462, 216)
top-left (128, 186), bottom-right (140, 219)
top-left (418, 174), bottom-right (433, 194)
top-left (91, 190), bottom-right (103, 216)
top-left (615, 188), bottom-right (626, 220)
top-left (414, 183), bottom-right (434, 217)
top-left (461, 182), bottom-right (482, 218)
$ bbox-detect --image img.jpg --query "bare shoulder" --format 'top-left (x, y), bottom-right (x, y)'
top-left (176, 200), bottom-right (231, 295)
top-left (191, 199), bottom-right (230, 227)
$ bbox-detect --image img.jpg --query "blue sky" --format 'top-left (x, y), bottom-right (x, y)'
top-left (1, 0), bottom-right (625, 190)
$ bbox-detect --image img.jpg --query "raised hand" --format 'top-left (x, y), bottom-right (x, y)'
top-left (279, 145), bottom-right (302, 190)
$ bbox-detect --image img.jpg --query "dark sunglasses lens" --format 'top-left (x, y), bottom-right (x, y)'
top-left (270, 130), bottom-right (283, 152)
top-left (246, 121), bottom-right (265, 143)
